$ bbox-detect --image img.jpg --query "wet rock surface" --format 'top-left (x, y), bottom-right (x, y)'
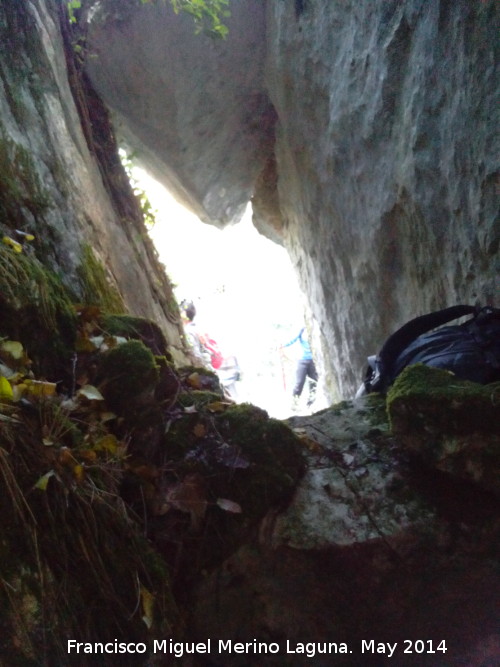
top-left (188, 390), bottom-right (500, 666)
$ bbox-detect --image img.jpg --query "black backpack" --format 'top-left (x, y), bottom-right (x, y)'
top-left (360, 305), bottom-right (500, 395)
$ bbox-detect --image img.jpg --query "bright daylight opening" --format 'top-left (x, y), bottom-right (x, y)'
top-left (132, 167), bottom-right (321, 419)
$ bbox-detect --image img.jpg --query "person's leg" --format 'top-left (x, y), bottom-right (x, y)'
top-left (306, 360), bottom-right (318, 406)
top-left (293, 360), bottom-right (309, 397)
top-left (223, 382), bottom-right (239, 401)
top-left (307, 360), bottom-right (318, 383)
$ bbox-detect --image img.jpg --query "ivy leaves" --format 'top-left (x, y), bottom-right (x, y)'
top-left (66, 0), bottom-right (82, 24)
top-left (67, 0), bottom-right (231, 39)
top-left (169, 0), bottom-right (230, 39)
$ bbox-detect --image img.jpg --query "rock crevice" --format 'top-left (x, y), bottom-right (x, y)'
top-left (85, 0), bottom-right (498, 398)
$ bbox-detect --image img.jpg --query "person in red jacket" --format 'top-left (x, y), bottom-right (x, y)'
top-left (181, 300), bottom-right (241, 400)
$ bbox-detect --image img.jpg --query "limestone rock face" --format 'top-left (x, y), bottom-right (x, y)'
top-left (188, 396), bottom-right (500, 665)
top-left (266, 0), bottom-right (499, 397)
top-left (86, 0), bottom-right (498, 398)
top-left (0, 0), bottom-right (188, 363)
top-left (86, 0), bottom-right (273, 227)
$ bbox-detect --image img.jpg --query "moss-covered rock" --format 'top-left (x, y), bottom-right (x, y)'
top-left (101, 313), bottom-right (171, 357)
top-left (96, 339), bottom-right (159, 413)
top-left (177, 389), bottom-right (224, 409)
top-left (144, 402), bottom-right (305, 576)
top-left (77, 243), bottom-right (125, 314)
top-left (0, 244), bottom-right (77, 383)
top-left (0, 402), bottom-right (175, 665)
top-left (178, 365), bottom-right (224, 394)
top-left (388, 364), bottom-right (500, 495)
top-left (166, 403), bottom-right (304, 520)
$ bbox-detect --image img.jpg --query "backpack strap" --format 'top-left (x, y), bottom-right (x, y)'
top-left (466, 306), bottom-right (500, 370)
top-left (373, 304), bottom-right (478, 392)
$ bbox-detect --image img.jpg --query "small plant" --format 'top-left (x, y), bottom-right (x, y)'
top-left (0, 244), bottom-right (75, 330)
top-left (119, 149), bottom-right (158, 230)
top-left (167, 0), bottom-right (230, 38)
top-left (66, 0), bottom-right (230, 39)
top-left (66, 0), bottom-right (82, 24)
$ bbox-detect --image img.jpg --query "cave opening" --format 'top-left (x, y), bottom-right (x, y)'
top-left (133, 168), bottom-right (322, 418)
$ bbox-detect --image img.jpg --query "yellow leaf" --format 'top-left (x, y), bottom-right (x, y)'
top-left (0, 376), bottom-right (13, 401)
top-left (6, 371), bottom-right (24, 384)
top-left (140, 585), bottom-right (155, 629)
top-left (186, 372), bottom-right (202, 389)
top-left (2, 235), bottom-right (22, 253)
top-left (75, 334), bottom-right (98, 353)
top-left (193, 423), bottom-right (206, 438)
top-left (78, 449), bottom-right (97, 464)
top-left (35, 470), bottom-right (55, 491)
top-left (24, 380), bottom-right (57, 398)
top-left (94, 434), bottom-right (119, 454)
top-left (58, 447), bottom-right (76, 465)
top-left (15, 231), bottom-right (35, 242)
top-left (73, 464), bottom-right (85, 483)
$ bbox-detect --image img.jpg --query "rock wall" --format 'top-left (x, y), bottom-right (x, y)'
top-left (188, 375), bottom-right (500, 665)
top-left (0, 0), bottom-right (188, 363)
top-left (266, 0), bottom-right (499, 397)
top-left (1, 4), bottom-right (498, 659)
top-left (86, 0), bottom-right (272, 227)
top-left (85, 0), bottom-right (499, 397)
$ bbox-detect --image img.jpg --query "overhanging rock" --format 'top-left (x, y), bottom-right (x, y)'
top-left (86, 0), bottom-right (499, 399)
top-left (86, 0), bottom-right (274, 227)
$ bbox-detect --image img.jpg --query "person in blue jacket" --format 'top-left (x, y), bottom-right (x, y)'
top-left (281, 327), bottom-right (318, 409)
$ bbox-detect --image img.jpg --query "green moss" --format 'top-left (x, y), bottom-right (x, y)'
top-left (0, 126), bottom-right (51, 228)
top-left (364, 392), bottom-right (389, 427)
top-left (177, 390), bottom-right (223, 410)
top-left (387, 365), bottom-right (500, 494)
top-left (387, 364), bottom-right (499, 434)
top-left (0, 406), bottom-right (176, 662)
top-left (76, 243), bottom-right (125, 313)
top-left (102, 313), bottom-right (151, 336)
top-left (101, 313), bottom-right (170, 356)
top-left (0, 245), bottom-right (75, 327)
top-left (158, 401), bottom-right (305, 572)
top-left (96, 340), bottom-right (159, 412)
top-left (216, 403), bottom-right (305, 516)
top-left (0, 245), bottom-right (77, 380)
